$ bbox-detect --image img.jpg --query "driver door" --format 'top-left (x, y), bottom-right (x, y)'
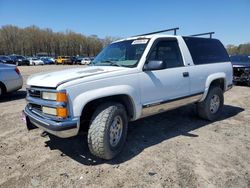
top-left (139, 38), bottom-right (190, 116)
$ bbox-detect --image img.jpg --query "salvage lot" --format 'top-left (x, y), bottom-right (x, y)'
top-left (0, 65), bottom-right (249, 187)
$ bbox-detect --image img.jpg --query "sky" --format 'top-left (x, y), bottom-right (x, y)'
top-left (0, 0), bottom-right (249, 45)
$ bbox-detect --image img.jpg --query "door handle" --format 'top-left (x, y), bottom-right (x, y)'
top-left (183, 72), bottom-right (189, 77)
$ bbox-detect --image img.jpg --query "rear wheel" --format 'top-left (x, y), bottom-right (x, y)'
top-left (197, 87), bottom-right (224, 121)
top-left (87, 102), bottom-right (128, 160)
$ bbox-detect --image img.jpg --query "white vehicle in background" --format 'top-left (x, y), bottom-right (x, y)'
top-left (24, 28), bottom-right (233, 160)
top-left (80, 57), bottom-right (91, 65)
top-left (28, 57), bottom-right (44, 66)
top-left (0, 63), bottom-right (23, 97)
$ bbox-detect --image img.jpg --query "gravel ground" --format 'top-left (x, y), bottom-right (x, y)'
top-left (0, 65), bottom-right (249, 188)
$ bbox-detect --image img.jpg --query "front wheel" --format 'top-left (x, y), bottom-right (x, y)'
top-left (87, 102), bottom-right (128, 160)
top-left (197, 87), bottom-right (224, 121)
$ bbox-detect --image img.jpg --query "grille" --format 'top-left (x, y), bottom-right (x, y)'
top-left (29, 103), bottom-right (42, 111)
top-left (233, 67), bottom-right (245, 77)
top-left (28, 89), bottom-right (41, 98)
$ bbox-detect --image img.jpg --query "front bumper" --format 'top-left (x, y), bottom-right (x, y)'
top-left (23, 106), bottom-right (80, 138)
top-left (233, 75), bottom-right (250, 83)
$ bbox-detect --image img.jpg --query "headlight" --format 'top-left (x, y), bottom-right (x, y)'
top-left (42, 106), bottom-right (57, 116)
top-left (42, 91), bottom-right (67, 102)
top-left (42, 92), bottom-right (57, 100)
top-left (42, 106), bottom-right (68, 118)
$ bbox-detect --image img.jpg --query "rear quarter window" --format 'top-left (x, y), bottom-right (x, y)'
top-left (183, 37), bottom-right (230, 65)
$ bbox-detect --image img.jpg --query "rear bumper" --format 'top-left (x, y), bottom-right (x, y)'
top-left (23, 106), bottom-right (80, 138)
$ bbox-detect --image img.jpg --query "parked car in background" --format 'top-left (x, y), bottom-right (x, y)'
top-left (55, 56), bottom-right (71, 65)
top-left (74, 56), bottom-right (85, 64)
top-left (9, 55), bottom-right (30, 66)
top-left (0, 63), bottom-right (23, 97)
top-left (40, 57), bottom-right (55, 65)
top-left (230, 55), bottom-right (250, 86)
top-left (0, 55), bottom-right (15, 64)
top-left (70, 56), bottom-right (78, 64)
top-left (28, 57), bottom-right (44, 66)
top-left (80, 57), bottom-right (91, 65)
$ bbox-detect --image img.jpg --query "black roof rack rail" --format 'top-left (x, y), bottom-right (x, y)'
top-left (134, 27), bottom-right (179, 37)
top-left (189, 32), bottom-right (215, 38)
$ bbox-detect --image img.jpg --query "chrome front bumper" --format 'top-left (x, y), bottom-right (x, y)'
top-left (23, 106), bottom-right (80, 138)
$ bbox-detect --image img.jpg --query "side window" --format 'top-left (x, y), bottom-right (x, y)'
top-left (148, 40), bottom-right (184, 68)
top-left (183, 37), bottom-right (230, 65)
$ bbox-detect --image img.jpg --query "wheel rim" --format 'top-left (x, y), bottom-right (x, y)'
top-left (109, 115), bottom-right (123, 147)
top-left (210, 94), bottom-right (220, 114)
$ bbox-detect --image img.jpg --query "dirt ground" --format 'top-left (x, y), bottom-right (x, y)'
top-left (0, 65), bottom-right (249, 188)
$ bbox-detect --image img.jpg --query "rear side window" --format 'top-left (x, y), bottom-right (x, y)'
top-left (183, 37), bottom-right (230, 65)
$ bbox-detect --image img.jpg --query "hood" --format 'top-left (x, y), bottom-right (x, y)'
top-left (231, 61), bottom-right (250, 68)
top-left (27, 66), bottom-right (125, 88)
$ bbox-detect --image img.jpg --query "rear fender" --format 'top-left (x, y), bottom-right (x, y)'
top-left (199, 72), bottom-right (226, 101)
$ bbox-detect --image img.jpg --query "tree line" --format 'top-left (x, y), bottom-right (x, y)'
top-left (1, 24), bottom-right (249, 57)
top-left (0, 25), bottom-right (118, 57)
top-left (226, 43), bottom-right (250, 55)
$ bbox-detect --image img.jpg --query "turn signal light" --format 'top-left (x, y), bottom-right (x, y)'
top-left (57, 107), bottom-right (68, 118)
top-left (57, 92), bottom-right (67, 102)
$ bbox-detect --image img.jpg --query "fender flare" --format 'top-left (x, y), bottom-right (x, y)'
top-left (200, 72), bottom-right (226, 101)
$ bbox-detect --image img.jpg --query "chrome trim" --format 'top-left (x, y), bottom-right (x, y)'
top-left (141, 93), bottom-right (203, 118)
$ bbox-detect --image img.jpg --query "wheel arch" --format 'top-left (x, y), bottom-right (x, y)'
top-left (200, 73), bottom-right (226, 101)
top-left (78, 94), bottom-right (136, 132)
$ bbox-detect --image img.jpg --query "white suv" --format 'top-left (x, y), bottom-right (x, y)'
top-left (23, 33), bottom-right (233, 159)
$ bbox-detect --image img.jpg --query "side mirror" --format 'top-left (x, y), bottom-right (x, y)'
top-left (143, 60), bottom-right (166, 71)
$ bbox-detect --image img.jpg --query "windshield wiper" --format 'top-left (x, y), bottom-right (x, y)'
top-left (101, 60), bottom-right (122, 67)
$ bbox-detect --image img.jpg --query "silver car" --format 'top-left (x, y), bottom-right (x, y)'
top-left (0, 63), bottom-right (23, 97)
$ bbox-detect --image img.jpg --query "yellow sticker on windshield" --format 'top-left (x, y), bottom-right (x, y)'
top-left (132, 39), bottom-right (148, 45)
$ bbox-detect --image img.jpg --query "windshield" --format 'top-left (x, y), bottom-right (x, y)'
top-left (92, 39), bottom-right (149, 67)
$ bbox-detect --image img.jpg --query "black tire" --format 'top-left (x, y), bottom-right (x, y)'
top-left (0, 86), bottom-right (3, 97)
top-left (197, 87), bottom-right (224, 121)
top-left (87, 102), bottom-right (128, 160)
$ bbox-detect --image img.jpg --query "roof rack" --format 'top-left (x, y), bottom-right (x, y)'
top-left (189, 32), bottom-right (215, 38)
top-left (134, 27), bottom-right (179, 37)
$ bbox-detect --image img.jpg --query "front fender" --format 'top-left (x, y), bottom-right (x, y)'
top-left (72, 85), bottom-right (141, 120)
top-left (200, 72), bottom-right (226, 101)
